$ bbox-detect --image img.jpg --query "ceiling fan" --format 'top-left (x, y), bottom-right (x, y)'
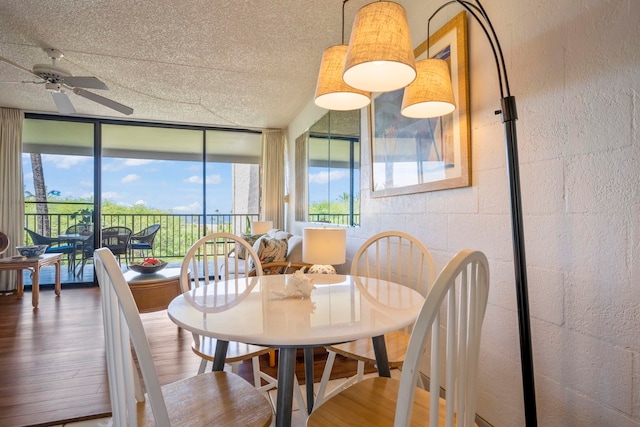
top-left (0, 47), bottom-right (133, 115)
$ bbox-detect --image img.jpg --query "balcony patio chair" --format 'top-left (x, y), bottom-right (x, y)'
top-left (308, 249), bottom-right (490, 426)
top-left (129, 224), bottom-right (161, 262)
top-left (180, 232), bottom-right (304, 407)
top-left (65, 223), bottom-right (93, 235)
top-left (94, 247), bottom-right (273, 426)
top-left (101, 226), bottom-right (132, 266)
top-left (76, 233), bottom-right (95, 277)
top-left (25, 228), bottom-right (77, 273)
top-left (314, 231), bottom-right (436, 410)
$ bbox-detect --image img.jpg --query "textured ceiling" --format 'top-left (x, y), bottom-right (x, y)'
top-left (0, 0), bottom-right (371, 130)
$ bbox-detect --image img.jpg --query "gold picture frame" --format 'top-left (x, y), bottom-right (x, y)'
top-left (370, 11), bottom-right (470, 197)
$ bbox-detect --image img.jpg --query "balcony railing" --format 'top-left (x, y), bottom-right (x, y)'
top-left (23, 207), bottom-right (358, 286)
top-left (24, 212), bottom-right (260, 262)
top-left (308, 213), bottom-right (360, 227)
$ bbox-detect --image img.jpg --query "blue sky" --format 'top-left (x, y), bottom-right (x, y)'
top-left (23, 154), bottom-right (234, 213)
top-left (23, 154), bottom-right (353, 212)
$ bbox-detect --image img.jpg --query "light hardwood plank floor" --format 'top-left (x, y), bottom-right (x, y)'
top-left (0, 286), bottom-right (370, 426)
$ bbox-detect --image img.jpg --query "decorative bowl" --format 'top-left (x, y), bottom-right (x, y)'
top-left (129, 260), bottom-right (168, 274)
top-left (16, 245), bottom-right (48, 258)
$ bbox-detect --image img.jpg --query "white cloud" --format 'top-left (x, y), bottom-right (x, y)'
top-left (308, 170), bottom-right (349, 184)
top-left (80, 192), bottom-right (94, 198)
top-left (102, 162), bottom-right (119, 172)
top-left (80, 180), bottom-right (92, 187)
top-left (172, 201), bottom-right (201, 212)
top-left (206, 174), bottom-right (222, 184)
top-left (102, 191), bottom-right (119, 200)
top-left (183, 174), bottom-right (222, 184)
top-left (135, 200), bottom-right (145, 205)
top-left (43, 154), bottom-right (89, 170)
top-left (103, 158), bottom-right (154, 172)
top-left (121, 174), bottom-right (140, 184)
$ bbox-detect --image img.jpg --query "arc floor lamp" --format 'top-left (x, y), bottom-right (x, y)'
top-left (315, 0), bottom-right (538, 424)
top-left (434, 2), bottom-right (538, 424)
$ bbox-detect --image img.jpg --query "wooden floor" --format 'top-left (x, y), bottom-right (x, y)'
top-left (0, 286), bottom-right (371, 427)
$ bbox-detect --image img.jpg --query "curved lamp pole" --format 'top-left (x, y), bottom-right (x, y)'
top-left (428, 1), bottom-right (537, 424)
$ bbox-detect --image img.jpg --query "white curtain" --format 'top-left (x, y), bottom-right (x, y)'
top-left (261, 130), bottom-right (285, 230)
top-left (0, 108), bottom-right (24, 292)
top-left (294, 132), bottom-right (308, 222)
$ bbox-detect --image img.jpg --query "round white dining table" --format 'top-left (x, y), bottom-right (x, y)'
top-left (167, 274), bottom-right (424, 427)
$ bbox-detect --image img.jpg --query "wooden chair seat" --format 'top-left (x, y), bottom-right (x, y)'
top-left (308, 377), bottom-right (456, 427)
top-left (137, 371), bottom-right (272, 426)
top-left (327, 329), bottom-right (410, 367)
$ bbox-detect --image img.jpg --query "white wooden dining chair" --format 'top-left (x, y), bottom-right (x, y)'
top-left (180, 232), bottom-right (304, 409)
top-left (314, 231), bottom-right (436, 409)
top-left (94, 247), bottom-right (272, 426)
top-left (308, 249), bottom-right (490, 426)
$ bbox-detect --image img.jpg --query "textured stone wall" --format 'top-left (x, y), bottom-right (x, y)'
top-left (287, 0), bottom-right (639, 424)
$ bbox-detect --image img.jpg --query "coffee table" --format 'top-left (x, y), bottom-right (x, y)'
top-left (0, 253), bottom-right (62, 308)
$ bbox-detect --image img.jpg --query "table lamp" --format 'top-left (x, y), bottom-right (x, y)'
top-left (251, 220), bottom-right (273, 235)
top-left (303, 228), bottom-right (346, 274)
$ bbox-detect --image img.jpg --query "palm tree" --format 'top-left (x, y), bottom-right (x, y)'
top-left (30, 153), bottom-right (50, 236)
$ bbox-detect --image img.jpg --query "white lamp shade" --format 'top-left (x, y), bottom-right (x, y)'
top-left (401, 58), bottom-right (456, 118)
top-left (303, 228), bottom-right (346, 265)
top-left (343, 1), bottom-right (416, 93)
top-left (251, 220), bottom-right (273, 234)
top-left (315, 45), bottom-right (371, 111)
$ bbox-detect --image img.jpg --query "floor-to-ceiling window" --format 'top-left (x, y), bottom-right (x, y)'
top-left (22, 117), bottom-right (95, 247)
top-left (22, 114), bottom-right (263, 285)
top-left (205, 129), bottom-right (262, 234)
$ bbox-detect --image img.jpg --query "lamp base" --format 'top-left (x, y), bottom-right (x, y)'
top-left (308, 264), bottom-right (336, 275)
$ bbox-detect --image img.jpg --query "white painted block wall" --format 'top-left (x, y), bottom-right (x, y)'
top-left (287, 0), bottom-right (639, 425)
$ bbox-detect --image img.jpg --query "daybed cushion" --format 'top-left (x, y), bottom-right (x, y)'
top-left (286, 235), bottom-right (303, 264)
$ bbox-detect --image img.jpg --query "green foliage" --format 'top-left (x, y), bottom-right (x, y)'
top-left (70, 208), bottom-right (93, 225)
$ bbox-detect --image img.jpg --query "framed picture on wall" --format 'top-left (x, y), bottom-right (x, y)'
top-left (370, 11), bottom-right (470, 197)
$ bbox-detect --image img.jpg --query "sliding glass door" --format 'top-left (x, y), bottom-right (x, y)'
top-left (22, 114), bottom-right (264, 286)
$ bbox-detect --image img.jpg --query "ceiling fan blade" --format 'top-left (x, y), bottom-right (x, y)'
top-left (0, 56), bottom-right (33, 74)
top-left (73, 87), bottom-right (133, 115)
top-left (0, 55), bottom-right (43, 80)
top-left (61, 76), bottom-right (108, 90)
top-left (51, 92), bottom-right (76, 114)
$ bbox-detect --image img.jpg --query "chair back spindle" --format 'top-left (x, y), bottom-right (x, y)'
top-left (396, 249), bottom-right (489, 427)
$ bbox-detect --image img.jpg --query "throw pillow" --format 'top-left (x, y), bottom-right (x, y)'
top-left (252, 236), bottom-right (288, 266)
top-left (237, 233), bottom-right (264, 259)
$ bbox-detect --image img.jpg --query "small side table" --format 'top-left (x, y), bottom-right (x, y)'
top-left (0, 253), bottom-right (62, 309)
top-left (124, 267), bottom-right (183, 313)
